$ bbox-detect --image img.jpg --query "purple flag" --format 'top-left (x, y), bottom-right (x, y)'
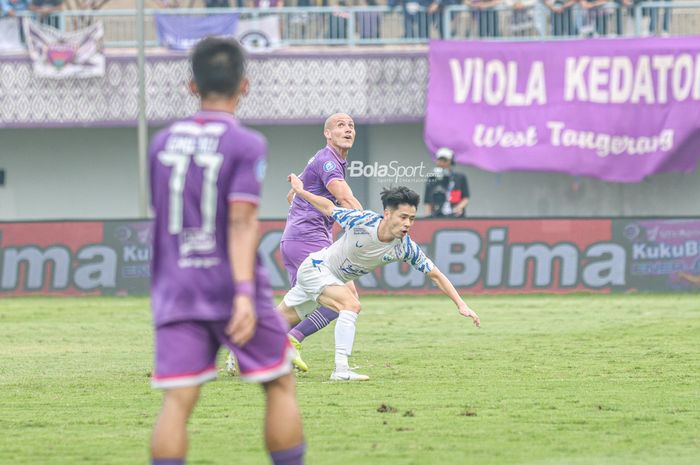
top-left (425, 38), bottom-right (700, 182)
top-left (155, 13), bottom-right (239, 51)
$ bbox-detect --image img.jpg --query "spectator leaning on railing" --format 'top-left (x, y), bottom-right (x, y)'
top-left (204, 0), bottom-right (231, 8)
top-left (647, 0), bottom-right (671, 35)
top-left (431, 0), bottom-right (456, 38)
top-left (613, 0), bottom-right (632, 36)
top-left (469, 0), bottom-right (501, 37)
top-left (29, 0), bottom-right (63, 28)
top-left (154, 0), bottom-right (185, 8)
top-left (503, 0), bottom-right (536, 37)
top-left (327, 0), bottom-right (349, 40)
top-left (357, 0), bottom-right (382, 40)
top-left (544, 0), bottom-right (577, 36)
top-left (390, 0), bottom-right (446, 40)
top-left (1, 0), bottom-right (29, 18)
top-left (579, 0), bottom-right (610, 36)
top-left (249, 0), bottom-right (285, 8)
top-left (1, 0), bottom-right (29, 42)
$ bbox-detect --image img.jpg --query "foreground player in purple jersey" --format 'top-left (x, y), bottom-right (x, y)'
top-left (280, 113), bottom-right (363, 372)
top-left (148, 38), bottom-right (304, 465)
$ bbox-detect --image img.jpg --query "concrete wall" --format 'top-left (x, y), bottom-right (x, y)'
top-left (1, 124), bottom-right (699, 221)
top-left (1, 128), bottom-right (140, 220)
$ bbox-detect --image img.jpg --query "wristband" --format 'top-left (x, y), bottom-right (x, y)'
top-left (235, 281), bottom-right (255, 299)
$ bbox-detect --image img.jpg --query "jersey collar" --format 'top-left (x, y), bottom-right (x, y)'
top-left (325, 145), bottom-right (347, 166)
top-left (193, 110), bottom-right (238, 125)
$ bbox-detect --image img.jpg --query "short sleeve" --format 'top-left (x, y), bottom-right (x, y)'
top-left (401, 236), bottom-right (434, 274)
top-left (317, 154), bottom-right (345, 188)
top-left (331, 207), bottom-right (382, 231)
top-left (228, 135), bottom-right (267, 205)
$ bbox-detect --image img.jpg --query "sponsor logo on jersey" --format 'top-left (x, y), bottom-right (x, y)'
top-left (340, 259), bottom-right (368, 277)
top-left (353, 228), bottom-right (370, 236)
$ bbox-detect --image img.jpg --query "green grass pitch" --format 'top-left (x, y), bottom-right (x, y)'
top-left (1, 294), bottom-right (699, 465)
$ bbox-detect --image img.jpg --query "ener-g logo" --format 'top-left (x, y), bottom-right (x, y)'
top-left (256, 159), bottom-right (267, 183)
top-left (347, 161), bottom-right (438, 183)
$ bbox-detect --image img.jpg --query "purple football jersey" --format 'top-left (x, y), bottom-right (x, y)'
top-left (149, 111), bottom-right (269, 327)
top-left (281, 145), bottom-right (347, 243)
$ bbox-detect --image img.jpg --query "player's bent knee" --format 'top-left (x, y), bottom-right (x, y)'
top-left (346, 300), bottom-right (361, 313)
top-left (277, 302), bottom-right (301, 326)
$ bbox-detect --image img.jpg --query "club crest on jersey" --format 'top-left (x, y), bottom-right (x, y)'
top-left (255, 159), bottom-right (267, 182)
top-left (323, 160), bottom-right (336, 172)
top-left (382, 254), bottom-right (394, 262)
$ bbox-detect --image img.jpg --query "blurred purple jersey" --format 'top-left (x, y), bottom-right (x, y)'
top-left (281, 145), bottom-right (347, 243)
top-left (149, 111), bottom-right (269, 327)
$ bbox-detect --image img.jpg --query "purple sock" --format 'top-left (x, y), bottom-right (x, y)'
top-left (270, 443), bottom-right (305, 465)
top-left (289, 307), bottom-right (338, 342)
top-left (151, 459), bottom-right (184, 465)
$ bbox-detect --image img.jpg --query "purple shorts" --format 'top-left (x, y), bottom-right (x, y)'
top-left (280, 239), bottom-right (331, 286)
top-left (152, 304), bottom-right (293, 389)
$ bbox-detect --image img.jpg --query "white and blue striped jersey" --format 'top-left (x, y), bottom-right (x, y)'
top-left (307, 207), bottom-right (434, 283)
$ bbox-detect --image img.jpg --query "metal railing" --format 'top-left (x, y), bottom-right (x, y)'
top-left (444, 1), bottom-right (700, 39)
top-left (11, 2), bottom-right (700, 48)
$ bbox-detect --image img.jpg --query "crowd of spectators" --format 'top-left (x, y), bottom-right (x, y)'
top-left (0, 0), bottom-right (674, 42)
top-left (179, 0), bottom-right (671, 39)
top-left (1, 0), bottom-right (62, 23)
top-left (1, 0), bottom-right (62, 43)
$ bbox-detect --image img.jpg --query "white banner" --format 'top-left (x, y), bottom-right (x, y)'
top-left (23, 20), bottom-right (105, 78)
top-left (237, 15), bottom-right (281, 52)
top-left (0, 18), bottom-right (24, 54)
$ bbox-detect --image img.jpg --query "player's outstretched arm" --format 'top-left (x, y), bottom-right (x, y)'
top-left (327, 179), bottom-right (363, 210)
top-left (427, 267), bottom-right (481, 328)
top-left (288, 173), bottom-right (335, 216)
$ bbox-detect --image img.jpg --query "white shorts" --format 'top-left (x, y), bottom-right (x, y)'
top-left (283, 256), bottom-right (344, 319)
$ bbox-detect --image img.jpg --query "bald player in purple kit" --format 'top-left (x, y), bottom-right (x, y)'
top-left (148, 38), bottom-right (304, 465)
top-left (280, 113), bottom-right (363, 372)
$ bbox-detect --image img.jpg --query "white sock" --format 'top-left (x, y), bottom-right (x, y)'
top-left (334, 310), bottom-right (358, 372)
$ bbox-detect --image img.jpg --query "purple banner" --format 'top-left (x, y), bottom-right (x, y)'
top-left (155, 13), bottom-right (239, 51)
top-left (425, 38), bottom-right (700, 182)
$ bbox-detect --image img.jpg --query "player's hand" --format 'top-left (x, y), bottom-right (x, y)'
top-left (458, 304), bottom-right (481, 328)
top-left (286, 188), bottom-right (296, 204)
top-left (227, 295), bottom-right (257, 346)
top-left (287, 173), bottom-right (304, 194)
